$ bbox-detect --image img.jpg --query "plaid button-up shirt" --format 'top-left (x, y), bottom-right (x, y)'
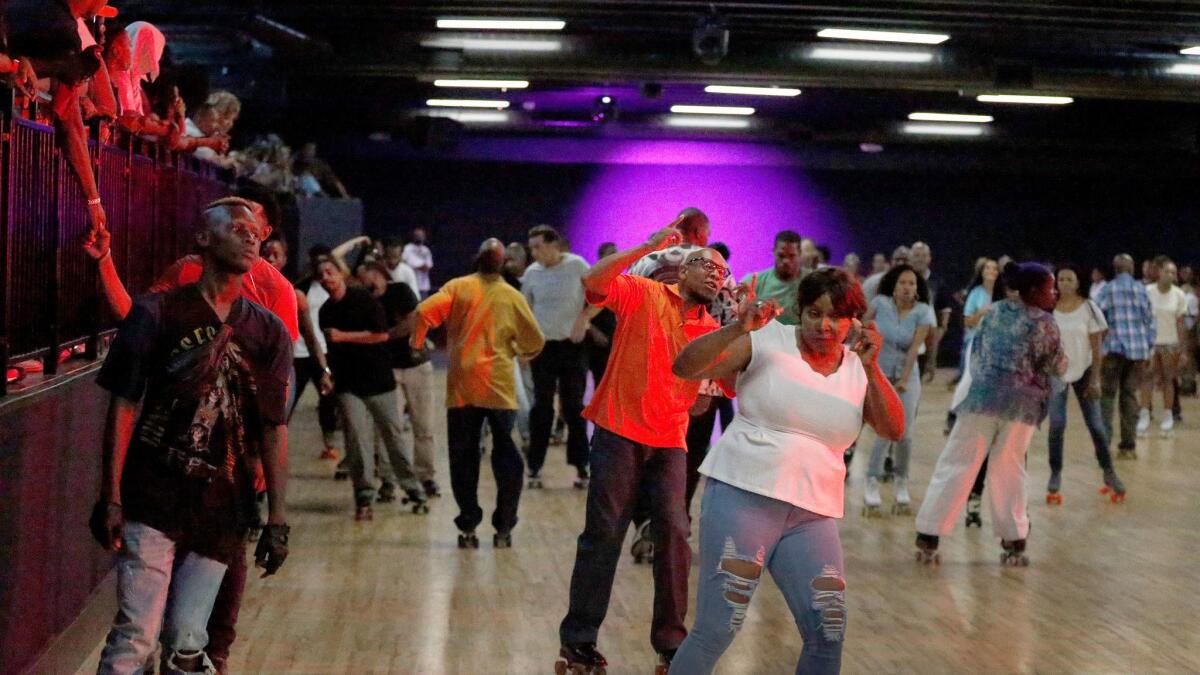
top-left (1095, 273), bottom-right (1156, 360)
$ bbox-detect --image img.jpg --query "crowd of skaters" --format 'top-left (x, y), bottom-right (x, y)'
top-left (78, 190), bottom-right (1198, 673)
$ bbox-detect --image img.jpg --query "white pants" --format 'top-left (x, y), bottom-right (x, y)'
top-left (915, 412), bottom-right (1034, 541)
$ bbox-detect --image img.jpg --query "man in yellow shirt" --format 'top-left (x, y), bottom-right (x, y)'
top-left (411, 238), bottom-right (545, 548)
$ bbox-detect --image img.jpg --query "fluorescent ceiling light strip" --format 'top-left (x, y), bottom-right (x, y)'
top-left (1167, 63), bottom-right (1200, 75)
top-left (665, 116), bottom-right (751, 129)
top-left (976, 94), bottom-right (1073, 105)
top-left (1180, 47), bottom-right (1200, 55)
top-left (425, 98), bottom-right (510, 109)
top-left (670, 104), bottom-right (755, 116)
top-left (425, 110), bottom-right (510, 123)
top-left (436, 19), bottom-right (565, 31)
top-left (421, 37), bottom-right (562, 52)
top-left (704, 85), bottom-right (801, 97)
top-left (908, 112), bottom-right (994, 123)
top-left (817, 28), bottom-right (949, 44)
top-left (808, 47), bottom-right (934, 63)
top-left (903, 123), bottom-right (985, 136)
top-left (433, 79), bottom-right (529, 89)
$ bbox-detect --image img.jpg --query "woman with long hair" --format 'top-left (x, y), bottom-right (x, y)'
top-left (915, 263), bottom-right (1066, 566)
top-left (668, 269), bottom-right (905, 674)
top-left (861, 264), bottom-right (936, 516)
top-left (1048, 264), bottom-right (1126, 503)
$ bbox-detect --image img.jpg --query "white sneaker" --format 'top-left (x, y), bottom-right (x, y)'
top-left (1137, 408), bottom-right (1151, 436)
top-left (894, 477), bottom-right (911, 506)
top-left (864, 477), bottom-right (882, 508)
top-left (1160, 413), bottom-right (1175, 437)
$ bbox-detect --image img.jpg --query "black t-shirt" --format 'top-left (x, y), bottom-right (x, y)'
top-left (319, 287), bottom-right (397, 396)
top-left (6, 0), bottom-right (76, 59)
top-left (378, 282), bottom-right (427, 370)
top-left (96, 285), bottom-right (292, 558)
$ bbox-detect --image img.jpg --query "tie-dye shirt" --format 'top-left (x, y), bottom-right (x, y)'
top-left (956, 299), bottom-right (1067, 425)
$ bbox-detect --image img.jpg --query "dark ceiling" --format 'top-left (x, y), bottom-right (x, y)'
top-left (112, 1), bottom-right (1200, 154)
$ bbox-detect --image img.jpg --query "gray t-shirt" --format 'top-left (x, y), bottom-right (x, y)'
top-left (521, 253), bottom-right (590, 340)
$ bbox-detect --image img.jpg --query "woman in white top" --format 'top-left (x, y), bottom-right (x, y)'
top-left (1139, 257), bottom-right (1190, 437)
top-left (1047, 264), bottom-right (1124, 503)
top-left (668, 269), bottom-right (904, 675)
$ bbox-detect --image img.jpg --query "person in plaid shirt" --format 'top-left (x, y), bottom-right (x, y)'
top-left (1094, 254), bottom-right (1156, 458)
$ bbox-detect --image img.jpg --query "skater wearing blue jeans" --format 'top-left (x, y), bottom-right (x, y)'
top-left (669, 269), bottom-right (905, 674)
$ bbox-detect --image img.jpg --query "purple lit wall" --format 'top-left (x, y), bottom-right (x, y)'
top-left (567, 162), bottom-right (847, 275)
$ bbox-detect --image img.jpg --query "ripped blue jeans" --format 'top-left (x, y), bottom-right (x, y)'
top-left (670, 479), bottom-right (845, 675)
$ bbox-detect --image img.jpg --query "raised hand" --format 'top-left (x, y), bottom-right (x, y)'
top-left (735, 274), bottom-right (781, 332)
top-left (645, 219), bottom-right (685, 251)
top-left (850, 319), bottom-right (883, 366)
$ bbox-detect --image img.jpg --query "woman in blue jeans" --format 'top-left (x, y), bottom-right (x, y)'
top-left (1048, 264), bottom-right (1126, 502)
top-left (669, 269), bottom-right (905, 674)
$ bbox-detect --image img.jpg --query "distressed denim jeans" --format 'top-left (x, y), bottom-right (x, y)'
top-left (97, 522), bottom-right (228, 675)
top-left (671, 479), bottom-right (845, 675)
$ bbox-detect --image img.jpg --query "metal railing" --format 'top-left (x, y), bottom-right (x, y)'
top-left (0, 91), bottom-right (232, 396)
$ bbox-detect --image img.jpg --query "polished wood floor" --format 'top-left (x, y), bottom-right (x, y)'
top-left (76, 369), bottom-right (1200, 674)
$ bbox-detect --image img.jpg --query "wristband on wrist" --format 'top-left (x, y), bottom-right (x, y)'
top-left (87, 197), bottom-right (102, 206)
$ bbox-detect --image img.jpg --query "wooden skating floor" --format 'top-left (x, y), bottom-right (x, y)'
top-left (77, 369), bottom-right (1200, 674)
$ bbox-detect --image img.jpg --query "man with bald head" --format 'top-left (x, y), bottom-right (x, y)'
top-left (411, 238), bottom-right (544, 548)
top-left (557, 220), bottom-right (727, 673)
top-left (91, 200), bottom-right (292, 674)
top-left (1095, 253), bottom-right (1156, 457)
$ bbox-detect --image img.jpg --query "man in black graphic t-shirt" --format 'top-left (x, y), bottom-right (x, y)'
top-left (92, 200), bottom-right (292, 674)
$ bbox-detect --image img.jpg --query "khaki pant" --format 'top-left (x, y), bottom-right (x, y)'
top-left (394, 362), bottom-right (437, 483)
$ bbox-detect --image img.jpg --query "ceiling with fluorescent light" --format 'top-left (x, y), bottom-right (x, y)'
top-left (112, 0), bottom-right (1200, 153)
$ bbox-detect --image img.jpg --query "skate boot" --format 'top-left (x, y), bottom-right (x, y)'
top-left (555, 642), bottom-right (608, 674)
top-left (376, 482), bottom-right (397, 503)
top-left (1099, 468), bottom-right (1127, 503)
top-left (494, 531), bottom-right (513, 548)
top-left (1045, 471), bottom-right (1062, 505)
top-left (630, 521), bottom-right (654, 564)
top-left (573, 470), bottom-right (590, 490)
top-left (654, 649), bottom-right (677, 675)
top-left (422, 479), bottom-right (441, 498)
top-left (843, 444), bottom-right (855, 481)
top-left (882, 453), bottom-right (895, 483)
top-left (1160, 412), bottom-right (1175, 438)
top-left (402, 488), bottom-right (430, 514)
top-left (915, 533), bottom-right (940, 565)
top-left (891, 477), bottom-right (912, 515)
top-left (1116, 442), bottom-right (1137, 460)
top-left (334, 458), bottom-right (350, 481)
top-left (1136, 408), bottom-right (1150, 437)
top-left (862, 476), bottom-right (883, 517)
top-left (457, 531), bottom-right (480, 549)
top-left (965, 492), bottom-right (983, 528)
top-left (527, 472), bottom-right (544, 489)
top-left (1000, 538), bottom-right (1030, 566)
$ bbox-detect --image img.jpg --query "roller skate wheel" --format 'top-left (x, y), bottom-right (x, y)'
top-left (861, 505), bottom-right (882, 518)
top-left (1046, 492), bottom-right (1062, 505)
top-left (1099, 486), bottom-right (1110, 495)
top-left (891, 503), bottom-right (912, 515)
top-left (554, 660), bottom-right (568, 675)
top-left (1111, 492), bottom-right (1126, 504)
top-left (527, 478), bottom-right (543, 489)
top-left (414, 503), bottom-right (429, 514)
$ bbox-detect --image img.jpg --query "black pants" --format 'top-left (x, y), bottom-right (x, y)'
top-left (633, 399), bottom-right (723, 526)
top-left (290, 357), bottom-right (339, 435)
top-left (528, 340), bottom-right (589, 476)
top-left (447, 406), bottom-right (523, 533)
top-left (560, 427), bottom-right (690, 653)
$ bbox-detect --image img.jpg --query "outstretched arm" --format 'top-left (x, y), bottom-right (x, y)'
top-left (582, 219), bottom-right (684, 298)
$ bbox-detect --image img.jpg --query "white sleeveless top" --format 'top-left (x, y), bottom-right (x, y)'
top-left (294, 282), bottom-right (330, 359)
top-left (699, 320), bottom-right (868, 518)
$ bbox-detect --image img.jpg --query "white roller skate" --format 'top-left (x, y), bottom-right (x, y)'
top-left (1160, 412), bottom-right (1175, 438)
top-left (862, 476), bottom-right (883, 517)
top-left (891, 477), bottom-right (912, 515)
top-left (1136, 408), bottom-right (1151, 437)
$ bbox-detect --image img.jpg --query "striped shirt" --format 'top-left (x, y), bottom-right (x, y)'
top-left (1095, 273), bottom-right (1156, 361)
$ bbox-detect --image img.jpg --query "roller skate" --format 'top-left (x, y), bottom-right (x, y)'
top-left (422, 479), bottom-right (441, 498)
top-left (891, 477), bottom-right (912, 515)
top-left (843, 444), bottom-right (855, 481)
top-left (915, 533), bottom-right (940, 565)
top-left (554, 642), bottom-right (607, 674)
top-left (354, 504), bottom-right (374, 522)
top-left (1099, 468), bottom-right (1127, 503)
top-left (573, 471), bottom-right (590, 490)
top-left (376, 482), bottom-right (397, 503)
top-left (861, 477), bottom-right (883, 517)
top-left (1160, 413), bottom-right (1175, 438)
top-left (1000, 538), bottom-right (1030, 566)
top-left (457, 531), bottom-right (480, 549)
top-left (334, 458), bottom-right (350, 481)
top-left (964, 492), bottom-right (983, 528)
top-left (654, 649), bottom-right (677, 675)
top-left (1045, 471), bottom-right (1062, 505)
top-left (402, 489), bottom-right (430, 514)
top-left (882, 454), bottom-right (895, 483)
top-left (1116, 442), bottom-right (1137, 460)
top-left (1136, 408), bottom-right (1150, 437)
top-left (527, 472), bottom-right (544, 489)
top-left (494, 531), bottom-right (513, 549)
top-left (630, 521), bottom-right (654, 564)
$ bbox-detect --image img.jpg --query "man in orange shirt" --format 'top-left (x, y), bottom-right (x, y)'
top-left (556, 221), bottom-right (728, 674)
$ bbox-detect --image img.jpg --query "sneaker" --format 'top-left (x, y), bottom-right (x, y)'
top-left (1136, 408), bottom-right (1151, 436)
top-left (1160, 413), bottom-right (1175, 437)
